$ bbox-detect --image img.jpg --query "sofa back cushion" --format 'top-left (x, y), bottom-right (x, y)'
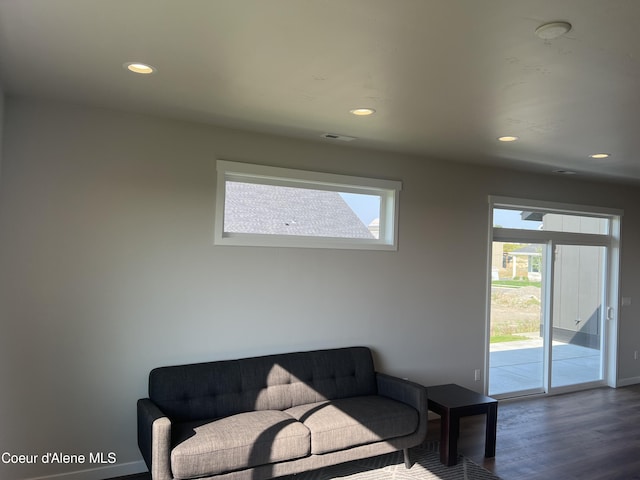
top-left (149, 346), bottom-right (377, 421)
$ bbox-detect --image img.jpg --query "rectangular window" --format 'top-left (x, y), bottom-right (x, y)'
top-left (214, 160), bottom-right (401, 250)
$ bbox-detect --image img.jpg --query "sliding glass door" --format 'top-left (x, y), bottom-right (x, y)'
top-left (489, 241), bottom-right (546, 395)
top-left (551, 244), bottom-right (605, 388)
top-left (488, 198), bottom-right (620, 398)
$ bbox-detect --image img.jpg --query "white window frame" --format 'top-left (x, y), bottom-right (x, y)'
top-left (214, 160), bottom-right (402, 250)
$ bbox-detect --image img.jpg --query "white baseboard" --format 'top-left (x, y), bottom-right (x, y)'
top-left (617, 376), bottom-right (640, 387)
top-left (24, 460), bottom-right (146, 480)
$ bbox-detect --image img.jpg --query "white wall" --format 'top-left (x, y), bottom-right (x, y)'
top-left (2, 96), bottom-right (640, 479)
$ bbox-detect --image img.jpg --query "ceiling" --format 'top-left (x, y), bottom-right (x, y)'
top-left (1, 0), bottom-right (640, 183)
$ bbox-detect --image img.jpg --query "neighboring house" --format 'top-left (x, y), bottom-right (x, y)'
top-left (509, 244), bottom-right (542, 282)
top-left (367, 218), bottom-right (380, 239)
top-left (224, 181), bottom-right (375, 239)
top-left (491, 243), bottom-right (541, 281)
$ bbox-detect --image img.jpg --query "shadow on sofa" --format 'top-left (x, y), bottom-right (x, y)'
top-left (138, 346), bottom-right (428, 480)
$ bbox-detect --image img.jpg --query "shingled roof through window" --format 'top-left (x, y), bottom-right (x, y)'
top-left (224, 182), bottom-right (375, 239)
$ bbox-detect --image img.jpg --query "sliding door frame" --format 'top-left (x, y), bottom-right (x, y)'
top-left (486, 196), bottom-right (622, 397)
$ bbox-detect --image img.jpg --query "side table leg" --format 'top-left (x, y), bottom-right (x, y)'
top-left (485, 403), bottom-right (498, 458)
top-left (440, 412), bottom-right (460, 466)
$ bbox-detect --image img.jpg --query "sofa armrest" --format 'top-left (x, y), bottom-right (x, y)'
top-left (376, 373), bottom-right (428, 443)
top-left (137, 398), bottom-right (173, 480)
top-left (376, 373), bottom-right (426, 413)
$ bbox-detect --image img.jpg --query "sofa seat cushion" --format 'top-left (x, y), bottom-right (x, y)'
top-left (284, 395), bottom-right (418, 455)
top-left (170, 410), bottom-right (310, 479)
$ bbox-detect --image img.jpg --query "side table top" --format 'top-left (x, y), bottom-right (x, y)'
top-left (427, 383), bottom-right (497, 408)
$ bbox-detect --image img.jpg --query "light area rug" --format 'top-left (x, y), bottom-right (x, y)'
top-left (282, 445), bottom-right (501, 480)
top-left (113, 445), bottom-right (501, 480)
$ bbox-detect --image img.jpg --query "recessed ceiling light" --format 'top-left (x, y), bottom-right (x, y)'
top-left (497, 135), bottom-right (519, 142)
top-left (535, 21), bottom-right (572, 40)
top-left (124, 62), bottom-right (156, 74)
top-left (553, 169), bottom-right (577, 175)
top-left (589, 153), bottom-right (610, 159)
top-left (349, 108), bottom-right (376, 116)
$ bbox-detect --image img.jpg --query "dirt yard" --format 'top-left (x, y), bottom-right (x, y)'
top-left (490, 285), bottom-right (542, 336)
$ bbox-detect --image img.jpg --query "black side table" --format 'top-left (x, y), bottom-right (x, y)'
top-left (427, 383), bottom-right (498, 466)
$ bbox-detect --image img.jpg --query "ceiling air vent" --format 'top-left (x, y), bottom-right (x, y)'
top-left (321, 133), bottom-right (356, 142)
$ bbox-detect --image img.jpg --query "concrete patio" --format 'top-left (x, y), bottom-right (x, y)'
top-left (489, 335), bottom-right (601, 396)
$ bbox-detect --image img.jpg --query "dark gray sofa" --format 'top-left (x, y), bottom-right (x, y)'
top-left (137, 346), bottom-right (427, 480)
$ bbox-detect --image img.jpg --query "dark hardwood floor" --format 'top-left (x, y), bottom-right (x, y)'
top-left (110, 385), bottom-right (640, 480)
top-left (425, 384), bottom-right (640, 480)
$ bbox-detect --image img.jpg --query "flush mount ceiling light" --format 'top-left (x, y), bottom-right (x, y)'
top-left (589, 153), bottom-right (611, 159)
top-left (349, 108), bottom-right (376, 116)
top-left (123, 62), bottom-right (156, 74)
top-left (535, 21), bottom-right (572, 40)
top-left (497, 135), bottom-right (519, 142)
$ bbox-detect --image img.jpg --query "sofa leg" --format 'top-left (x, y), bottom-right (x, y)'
top-left (403, 448), bottom-right (412, 468)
